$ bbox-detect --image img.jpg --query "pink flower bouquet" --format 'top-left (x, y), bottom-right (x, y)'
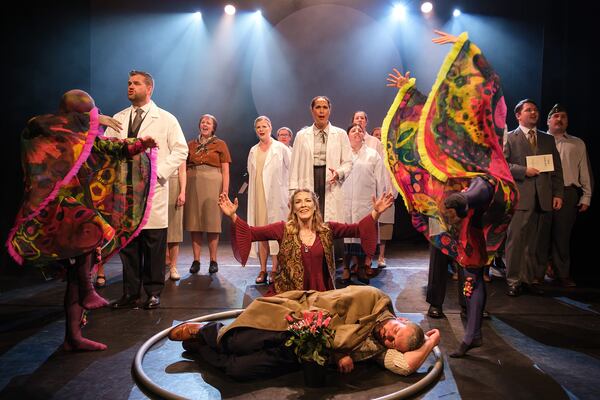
top-left (285, 310), bottom-right (335, 366)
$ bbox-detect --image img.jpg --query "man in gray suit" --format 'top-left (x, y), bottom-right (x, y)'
top-left (503, 99), bottom-right (564, 296)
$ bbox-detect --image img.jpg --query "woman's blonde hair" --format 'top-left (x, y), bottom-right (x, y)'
top-left (285, 189), bottom-right (328, 235)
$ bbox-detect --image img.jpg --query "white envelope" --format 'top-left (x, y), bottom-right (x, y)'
top-left (526, 154), bottom-right (554, 172)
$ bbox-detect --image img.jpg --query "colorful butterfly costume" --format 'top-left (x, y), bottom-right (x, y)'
top-left (7, 107), bottom-right (156, 266)
top-left (382, 33), bottom-right (518, 267)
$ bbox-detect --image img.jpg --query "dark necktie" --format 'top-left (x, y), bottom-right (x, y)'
top-left (131, 108), bottom-right (144, 136)
top-left (318, 130), bottom-right (326, 144)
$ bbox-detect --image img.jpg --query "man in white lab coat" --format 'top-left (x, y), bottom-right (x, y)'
top-left (105, 70), bottom-right (188, 310)
top-left (289, 96), bottom-right (352, 223)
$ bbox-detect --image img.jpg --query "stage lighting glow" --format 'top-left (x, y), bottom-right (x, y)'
top-left (453, 9), bottom-right (461, 17)
top-left (392, 4), bottom-right (407, 21)
top-left (224, 4), bottom-right (236, 15)
top-left (254, 10), bottom-right (262, 18)
top-left (421, 2), bottom-right (433, 14)
top-left (193, 11), bottom-right (202, 20)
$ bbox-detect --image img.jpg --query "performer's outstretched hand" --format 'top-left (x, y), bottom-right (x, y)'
top-left (371, 191), bottom-right (395, 220)
top-left (432, 30), bottom-right (459, 44)
top-left (387, 68), bottom-right (411, 89)
top-left (218, 193), bottom-right (239, 219)
top-left (98, 115), bottom-right (123, 132)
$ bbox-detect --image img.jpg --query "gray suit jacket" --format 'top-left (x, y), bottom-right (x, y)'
top-left (503, 128), bottom-right (564, 211)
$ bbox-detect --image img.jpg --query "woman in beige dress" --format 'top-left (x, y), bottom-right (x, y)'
top-left (184, 114), bottom-right (231, 274)
top-left (166, 162), bottom-right (186, 280)
top-left (247, 116), bottom-right (291, 284)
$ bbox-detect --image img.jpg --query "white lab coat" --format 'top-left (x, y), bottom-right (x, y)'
top-left (364, 132), bottom-right (397, 224)
top-left (343, 145), bottom-right (386, 244)
top-left (104, 100), bottom-right (188, 229)
top-left (247, 139), bottom-right (291, 255)
top-left (364, 133), bottom-right (384, 157)
top-left (289, 123), bottom-right (352, 221)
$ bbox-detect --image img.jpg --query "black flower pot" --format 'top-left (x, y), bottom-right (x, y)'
top-left (302, 362), bottom-right (327, 387)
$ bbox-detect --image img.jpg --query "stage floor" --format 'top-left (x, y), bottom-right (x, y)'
top-left (1, 241), bottom-right (599, 399)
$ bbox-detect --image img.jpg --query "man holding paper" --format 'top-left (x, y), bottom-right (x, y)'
top-left (503, 99), bottom-right (563, 296)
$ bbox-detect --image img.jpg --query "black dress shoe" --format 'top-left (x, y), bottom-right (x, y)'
top-left (427, 305), bottom-right (445, 319)
top-left (143, 295), bottom-right (160, 309)
top-left (189, 261), bottom-right (200, 274)
top-left (506, 285), bottom-right (520, 297)
top-left (111, 295), bottom-right (140, 309)
top-left (340, 275), bottom-right (352, 285)
top-left (208, 261), bottom-right (218, 274)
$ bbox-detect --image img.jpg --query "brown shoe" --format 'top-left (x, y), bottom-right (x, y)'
top-left (168, 322), bottom-right (205, 341)
top-left (255, 271), bottom-right (267, 284)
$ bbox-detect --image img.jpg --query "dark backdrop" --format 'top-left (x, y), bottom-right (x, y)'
top-left (3, 0), bottom-right (596, 285)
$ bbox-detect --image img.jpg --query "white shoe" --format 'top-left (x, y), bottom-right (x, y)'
top-left (169, 266), bottom-right (181, 281)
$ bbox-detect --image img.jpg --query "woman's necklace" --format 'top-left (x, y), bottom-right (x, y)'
top-left (299, 231), bottom-right (316, 253)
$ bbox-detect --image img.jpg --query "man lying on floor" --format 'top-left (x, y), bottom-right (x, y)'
top-left (168, 286), bottom-right (440, 380)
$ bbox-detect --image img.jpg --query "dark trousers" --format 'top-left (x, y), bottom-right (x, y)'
top-left (551, 186), bottom-right (579, 278)
top-left (313, 165), bottom-right (326, 215)
top-left (196, 322), bottom-right (299, 380)
top-left (119, 228), bottom-right (167, 298)
top-left (426, 246), bottom-right (450, 308)
top-left (460, 267), bottom-right (486, 344)
top-left (506, 204), bottom-right (552, 286)
top-left (426, 246), bottom-right (465, 308)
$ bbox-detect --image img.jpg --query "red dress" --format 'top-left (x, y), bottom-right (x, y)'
top-left (230, 216), bottom-right (378, 292)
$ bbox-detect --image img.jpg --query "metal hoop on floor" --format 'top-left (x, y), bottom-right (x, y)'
top-left (132, 310), bottom-right (244, 400)
top-left (132, 310), bottom-right (444, 400)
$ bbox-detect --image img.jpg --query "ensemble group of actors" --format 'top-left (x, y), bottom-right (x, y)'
top-left (7, 30), bottom-right (591, 379)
